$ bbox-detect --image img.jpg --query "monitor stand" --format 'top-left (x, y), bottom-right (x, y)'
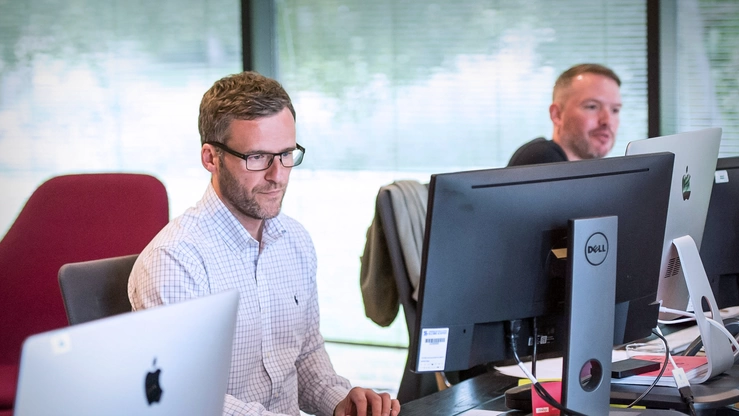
top-left (505, 217), bottom-right (685, 415)
top-left (604, 237), bottom-right (738, 413)
top-left (560, 216), bottom-right (618, 413)
top-left (671, 235), bottom-right (735, 382)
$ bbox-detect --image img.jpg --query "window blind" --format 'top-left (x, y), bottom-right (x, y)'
top-left (664, 0), bottom-right (739, 155)
top-left (272, 0), bottom-right (648, 346)
top-left (0, 0), bottom-right (242, 235)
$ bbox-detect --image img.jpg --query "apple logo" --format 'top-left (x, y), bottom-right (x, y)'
top-left (682, 166), bottom-right (691, 200)
top-left (145, 358), bottom-right (163, 405)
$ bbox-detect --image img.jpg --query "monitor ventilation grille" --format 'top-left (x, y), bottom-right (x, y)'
top-left (664, 256), bottom-right (682, 279)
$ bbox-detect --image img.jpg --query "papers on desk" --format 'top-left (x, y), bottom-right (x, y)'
top-left (457, 410), bottom-right (506, 415)
top-left (645, 306), bottom-right (739, 354)
top-left (638, 325), bottom-right (700, 355)
top-left (718, 306), bottom-right (739, 320)
top-left (494, 350), bottom-right (630, 380)
top-left (610, 355), bottom-right (709, 387)
top-left (495, 350), bottom-right (708, 388)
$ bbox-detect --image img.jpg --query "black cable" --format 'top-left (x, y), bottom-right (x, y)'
top-left (680, 389), bottom-right (697, 416)
top-left (626, 328), bottom-right (671, 408)
top-left (508, 320), bottom-right (587, 416)
top-left (531, 317), bottom-right (538, 377)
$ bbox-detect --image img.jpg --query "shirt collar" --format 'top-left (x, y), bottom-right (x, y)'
top-left (201, 183), bottom-right (287, 251)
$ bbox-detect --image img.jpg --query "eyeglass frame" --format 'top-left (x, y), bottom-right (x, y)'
top-left (204, 141), bottom-right (306, 171)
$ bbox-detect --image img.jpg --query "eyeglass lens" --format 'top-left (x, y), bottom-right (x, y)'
top-left (246, 149), bottom-right (303, 170)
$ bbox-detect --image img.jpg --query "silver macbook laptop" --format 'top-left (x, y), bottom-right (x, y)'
top-left (625, 127), bottom-right (722, 320)
top-left (14, 290), bottom-right (239, 416)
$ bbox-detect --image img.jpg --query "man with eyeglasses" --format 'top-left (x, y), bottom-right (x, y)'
top-left (128, 71), bottom-right (400, 416)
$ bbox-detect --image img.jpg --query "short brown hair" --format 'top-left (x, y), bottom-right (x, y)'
top-left (553, 63), bottom-right (621, 102)
top-left (198, 71), bottom-right (296, 145)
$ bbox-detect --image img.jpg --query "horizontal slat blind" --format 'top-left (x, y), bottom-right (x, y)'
top-left (0, 0), bottom-right (242, 235)
top-left (276, 0), bottom-right (648, 172)
top-left (274, 0), bottom-right (648, 345)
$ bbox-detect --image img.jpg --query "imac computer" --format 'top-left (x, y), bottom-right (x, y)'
top-left (700, 156), bottom-right (739, 309)
top-left (409, 152), bottom-right (674, 407)
top-left (626, 129), bottom-right (735, 393)
top-left (625, 128), bottom-right (722, 321)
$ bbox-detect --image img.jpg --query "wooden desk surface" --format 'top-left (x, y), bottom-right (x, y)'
top-left (611, 365), bottom-right (739, 411)
top-left (398, 371), bottom-right (518, 415)
top-left (399, 366), bottom-right (739, 415)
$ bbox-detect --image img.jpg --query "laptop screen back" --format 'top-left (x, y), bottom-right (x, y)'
top-left (14, 290), bottom-right (239, 416)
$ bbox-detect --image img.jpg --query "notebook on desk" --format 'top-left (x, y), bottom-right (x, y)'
top-left (14, 290), bottom-right (239, 416)
top-left (611, 355), bottom-right (709, 387)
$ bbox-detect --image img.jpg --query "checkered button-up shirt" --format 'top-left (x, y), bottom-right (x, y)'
top-left (129, 184), bottom-right (351, 415)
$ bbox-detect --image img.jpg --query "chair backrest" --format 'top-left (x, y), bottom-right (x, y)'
top-left (58, 254), bottom-right (138, 325)
top-left (376, 186), bottom-right (439, 403)
top-left (0, 173), bottom-right (168, 370)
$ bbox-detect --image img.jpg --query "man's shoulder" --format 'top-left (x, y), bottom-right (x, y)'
top-left (507, 137), bottom-right (567, 166)
top-left (142, 205), bottom-right (216, 253)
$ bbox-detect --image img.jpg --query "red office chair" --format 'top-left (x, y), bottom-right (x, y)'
top-left (0, 173), bottom-right (169, 413)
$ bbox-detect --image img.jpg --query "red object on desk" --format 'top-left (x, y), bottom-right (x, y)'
top-left (610, 355), bottom-right (709, 387)
top-left (630, 355), bottom-right (708, 378)
top-left (531, 381), bottom-right (562, 416)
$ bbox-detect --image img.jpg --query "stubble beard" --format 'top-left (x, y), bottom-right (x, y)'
top-left (218, 159), bottom-right (285, 221)
top-left (569, 129), bottom-right (613, 160)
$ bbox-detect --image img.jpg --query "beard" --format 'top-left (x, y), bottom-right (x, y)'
top-left (570, 129), bottom-right (613, 159)
top-left (217, 158), bottom-right (285, 220)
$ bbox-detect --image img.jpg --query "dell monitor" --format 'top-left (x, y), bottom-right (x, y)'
top-left (700, 156), bottom-right (739, 309)
top-left (409, 152), bottom-right (674, 375)
top-left (625, 128), bottom-right (722, 320)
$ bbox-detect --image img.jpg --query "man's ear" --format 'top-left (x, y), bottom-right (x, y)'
top-left (549, 102), bottom-right (563, 126)
top-left (201, 144), bottom-right (219, 173)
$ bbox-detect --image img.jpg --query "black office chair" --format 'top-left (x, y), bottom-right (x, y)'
top-left (58, 254), bottom-right (138, 325)
top-left (375, 185), bottom-right (443, 403)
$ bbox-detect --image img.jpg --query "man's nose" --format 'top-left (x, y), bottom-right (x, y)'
top-left (265, 156), bottom-right (289, 181)
top-left (599, 108), bottom-right (613, 126)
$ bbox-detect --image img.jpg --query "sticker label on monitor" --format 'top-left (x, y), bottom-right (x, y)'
top-left (417, 327), bottom-right (449, 371)
top-left (715, 170), bottom-right (729, 184)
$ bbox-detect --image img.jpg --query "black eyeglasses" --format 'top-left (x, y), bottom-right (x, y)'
top-left (205, 141), bottom-right (305, 171)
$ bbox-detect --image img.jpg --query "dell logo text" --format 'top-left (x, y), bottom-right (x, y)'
top-left (584, 232), bottom-right (609, 266)
top-left (587, 245), bottom-right (606, 254)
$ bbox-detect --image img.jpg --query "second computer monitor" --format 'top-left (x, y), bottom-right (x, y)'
top-left (700, 156), bottom-right (739, 308)
top-left (625, 127), bottom-right (722, 320)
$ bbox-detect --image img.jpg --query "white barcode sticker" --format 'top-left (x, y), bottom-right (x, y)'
top-left (715, 170), bottom-right (729, 184)
top-left (417, 327), bottom-right (449, 371)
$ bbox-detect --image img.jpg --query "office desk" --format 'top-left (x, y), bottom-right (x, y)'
top-left (399, 366), bottom-right (739, 415)
top-left (611, 365), bottom-right (739, 412)
top-left (398, 370), bottom-right (518, 415)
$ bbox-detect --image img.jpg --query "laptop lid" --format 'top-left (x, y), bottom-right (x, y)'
top-left (625, 127), bottom-right (722, 319)
top-left (14, 290), bottom-right (239, 416)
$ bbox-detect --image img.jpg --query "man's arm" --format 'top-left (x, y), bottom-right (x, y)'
top-left (293, 233), bottom-right (400, 416)
top-left (223, 394), bottom-right (290, 416)
top-left (294, 277), bottom-right (352, 415)
top-left (128, 245), bottom-right (209, 309)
